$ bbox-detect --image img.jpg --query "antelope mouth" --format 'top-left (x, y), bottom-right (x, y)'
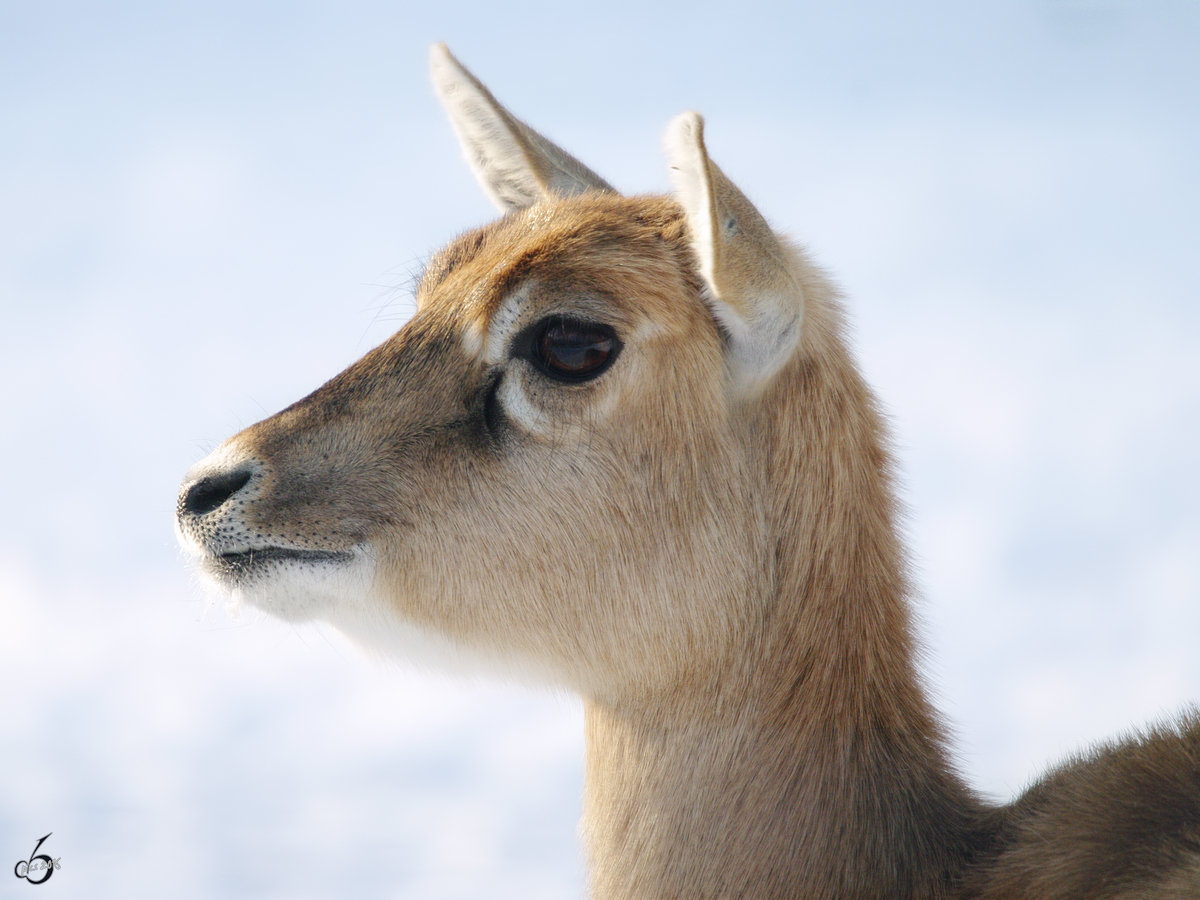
top-left (187, 539), bottom-right (375, 623)
top-left (202, 546), bottom-right (357, 580)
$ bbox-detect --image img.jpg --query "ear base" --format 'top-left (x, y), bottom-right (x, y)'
top-left (665, 113), bottom-right (803, 396)
top-left (430, 44), bottom-right (615, 212)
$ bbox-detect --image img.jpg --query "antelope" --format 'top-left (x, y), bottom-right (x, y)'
top-left (176, 45), bottom-right (1200, 899)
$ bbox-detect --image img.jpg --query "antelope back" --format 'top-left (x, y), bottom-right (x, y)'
top-left (175, 47), bottom-right (848, 701)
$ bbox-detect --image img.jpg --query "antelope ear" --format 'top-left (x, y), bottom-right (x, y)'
top-left (430, 44), bottom-right (616, 212)
top-left (665, 113), bottom-right (803, 395)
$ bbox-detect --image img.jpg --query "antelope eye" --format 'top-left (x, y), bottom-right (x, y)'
top-left (530, 318), bottom-right (620, 382)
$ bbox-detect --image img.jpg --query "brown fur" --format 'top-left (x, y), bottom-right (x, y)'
top-left (176, 53), bottom-right (1200, 899)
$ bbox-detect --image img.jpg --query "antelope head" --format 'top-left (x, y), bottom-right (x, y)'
top-left (175, 46), bottom-right (833, 704)
top-left (176, 46), bottom-right (1200, 900)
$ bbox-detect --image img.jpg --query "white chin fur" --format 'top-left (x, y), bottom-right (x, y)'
top-left (330, 602), bottom-right (568, 689)
top-left (197, 546), bottom-right (565, 689)
top-left (200, 547), bottom-right (378, 624)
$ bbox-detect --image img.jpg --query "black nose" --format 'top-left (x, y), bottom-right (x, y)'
top-left (181, 467), bottom-right (253, 517)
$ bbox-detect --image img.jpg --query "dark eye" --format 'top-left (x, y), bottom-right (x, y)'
top-left (530, 318), bottom-right (620, 382)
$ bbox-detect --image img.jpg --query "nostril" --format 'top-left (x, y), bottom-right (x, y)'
top-left (182, 467), bottom-right (254, 517)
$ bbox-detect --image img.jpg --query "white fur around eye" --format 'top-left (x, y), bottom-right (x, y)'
top-left (485, 287), bottom-right (530, 365)
top-left (497, 373), bottom-right (546, 435)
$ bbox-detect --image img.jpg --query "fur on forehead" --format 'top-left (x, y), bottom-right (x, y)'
top-left (417, 193), bottom-right (710, 337)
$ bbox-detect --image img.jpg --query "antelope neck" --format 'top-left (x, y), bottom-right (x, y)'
top-left (581, 596), bottom-right (988, 900)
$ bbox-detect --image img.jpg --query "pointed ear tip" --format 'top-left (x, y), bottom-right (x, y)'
top-left (672, 111), bottom-right (705, 132)
top-left (663, 112), bottom-right (707, 163)
top-left (428, 43), bottom-right (461, 79)
top-left (664, 112), bottom-right (706, 148)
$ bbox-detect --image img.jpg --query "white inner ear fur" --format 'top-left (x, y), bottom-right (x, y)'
top-left (430, 45), bottom-right (545, 211)
top-left (665, 112), bottom-right (803, 397)
top-left (664, 113), bottom-right (718, 290)
top-left (430, 44), bottom-right (615, 212)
